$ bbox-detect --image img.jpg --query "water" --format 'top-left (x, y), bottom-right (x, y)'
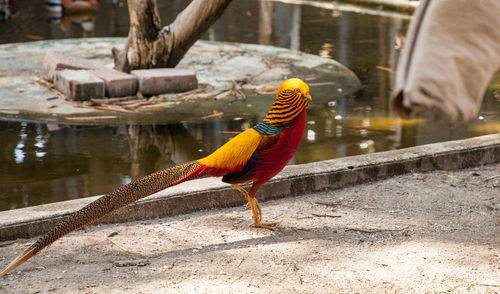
top-left (0, 0), bottom-right (499, 211)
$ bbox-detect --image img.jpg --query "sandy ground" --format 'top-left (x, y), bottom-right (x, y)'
top-left (0, 163), bottom-right (499, 293)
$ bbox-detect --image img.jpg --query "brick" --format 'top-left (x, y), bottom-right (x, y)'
top-left (131, 68), bottom-right (197, 96)
top-left (54, 70), bottom-right (104, 101)
top-left (93, 69), bottom-right (138, 97)
top-left (42, 52), bottom-right (102, 81)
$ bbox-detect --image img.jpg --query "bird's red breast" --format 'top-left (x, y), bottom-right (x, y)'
top-left (252, 108), bottom-right (307, 184)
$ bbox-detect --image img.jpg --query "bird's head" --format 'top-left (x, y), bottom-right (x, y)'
top-left (276, 78), bottom-right (312, 100)
top-left (263, 78), bottom-right (312, 127)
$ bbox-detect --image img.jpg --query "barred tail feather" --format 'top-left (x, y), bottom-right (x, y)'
top-left (0, 161), bottom-right (204, 276)
top-left (0, 245), bottom-right (36, 277)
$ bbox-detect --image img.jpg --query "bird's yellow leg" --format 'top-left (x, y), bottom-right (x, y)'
top-left (231, 183), bottom-right (278, 229)
top-left (231, 184), bottom-right (250, 206)
top-left (247, 182), bottom-right (278, 230)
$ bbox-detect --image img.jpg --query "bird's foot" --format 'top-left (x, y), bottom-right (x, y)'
top-left (247, 197), bottom-right (277, 230)
top-left (249, 220), bottom-right (278, 230)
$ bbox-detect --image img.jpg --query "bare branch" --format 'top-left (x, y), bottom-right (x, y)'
top-left (167, 0), bottom-right (233, 67)
top-left (114, 0), bottom-right (233, 72)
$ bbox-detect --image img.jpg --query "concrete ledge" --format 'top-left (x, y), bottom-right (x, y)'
top-left (1, 133), bottom-right (498, 241)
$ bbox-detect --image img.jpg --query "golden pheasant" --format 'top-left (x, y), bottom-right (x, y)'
top-left (0, 78), bottom-right (311, 276)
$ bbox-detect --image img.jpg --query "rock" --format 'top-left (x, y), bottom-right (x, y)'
top-left (131, 68), bottom-right (198, 96)
top-left (0, 38), bottom-right (361, 124)
top-left (42, 52), bottom-right (102, 81)
top-left (93, 69), bottom-right (138, 97)
top-left (54, 70), bottom-right (105, 101)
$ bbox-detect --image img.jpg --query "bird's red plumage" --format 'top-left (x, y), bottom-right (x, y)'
top-left (185, 109), bottom-right (307, 186)
top-left (252, 109), bottom-right (307, 184)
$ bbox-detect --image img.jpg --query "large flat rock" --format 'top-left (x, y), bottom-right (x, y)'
top-left (0, 38), bottom-right (361, 125)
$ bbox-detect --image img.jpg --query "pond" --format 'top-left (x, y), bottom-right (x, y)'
top-left (0, 0), bottom-right (499, 211)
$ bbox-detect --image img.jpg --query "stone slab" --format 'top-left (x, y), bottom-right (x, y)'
top-left (0, 133), bottom-right (497, 241)
top-left (93, 69), bottom-right (138, 97)
top-left (0, 38), bottom-right (361, 125)
top-left (131, 68), bottom-right (198, 96)
top-left (54, 69), bottom-right (105, 101)
top-left (42, 52), bottom-right (102, 81)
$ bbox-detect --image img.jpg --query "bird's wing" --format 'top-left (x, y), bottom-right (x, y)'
top-left (221, 133), bottom-right (281, 184)
top-left (197, 128), bottom-right (266, 175)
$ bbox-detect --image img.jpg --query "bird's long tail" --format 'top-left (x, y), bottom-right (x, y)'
top-left (0, 161), bottom-right (206, 276)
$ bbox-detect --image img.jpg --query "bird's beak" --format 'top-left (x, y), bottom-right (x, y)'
top-left (305, 93), bottom-right (312, 100)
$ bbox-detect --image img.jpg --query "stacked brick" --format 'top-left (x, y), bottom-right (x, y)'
top-left (42, 52), bottom-right (198, 101)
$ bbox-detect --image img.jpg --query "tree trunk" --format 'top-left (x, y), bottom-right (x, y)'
top-left (113, 0), bottom-right (232, 72)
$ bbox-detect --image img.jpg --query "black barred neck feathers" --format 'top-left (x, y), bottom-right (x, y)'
top-left (262, 78), bottom-right (311, 128)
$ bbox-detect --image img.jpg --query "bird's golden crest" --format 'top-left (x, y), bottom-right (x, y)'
top-left (264, 78), bottom-right (312, 127)
top-left (276, 78), bottom-right (311, 99)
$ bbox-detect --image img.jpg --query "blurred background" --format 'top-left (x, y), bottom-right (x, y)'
top-left (0, 0), bottom-right (499, 210)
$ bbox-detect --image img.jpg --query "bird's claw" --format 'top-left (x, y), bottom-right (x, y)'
top-left (249, 221), bottom-right (278, 230)
top-left (247, 197), bottom-right (278, 230)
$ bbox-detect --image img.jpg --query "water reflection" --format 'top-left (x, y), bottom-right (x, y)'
top-left (0, 0), bottom-right (499, 210)
top-left (0, 120), bottom-right (246, 210)
top-left (0, 0), bottom-right (17, 22)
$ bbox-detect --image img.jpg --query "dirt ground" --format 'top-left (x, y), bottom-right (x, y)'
top-left (0, 163), bottom-right (499, 293)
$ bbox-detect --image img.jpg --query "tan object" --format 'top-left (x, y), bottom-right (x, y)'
top-left (391, 0), bottom-right (500, 122)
